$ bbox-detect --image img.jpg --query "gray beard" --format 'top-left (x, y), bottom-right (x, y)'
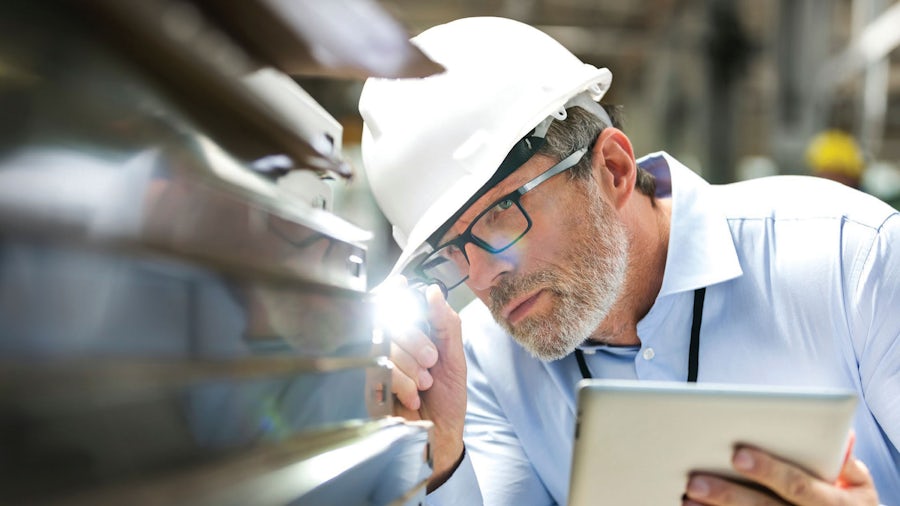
top-left (489, 195), bottom-right (629, 361)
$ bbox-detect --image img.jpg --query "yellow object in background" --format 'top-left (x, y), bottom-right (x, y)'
top-left (805, 129), bottom-right (865, 179)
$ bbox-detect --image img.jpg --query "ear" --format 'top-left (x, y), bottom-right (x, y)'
top-left (590, 127), bottom-right (637, 209)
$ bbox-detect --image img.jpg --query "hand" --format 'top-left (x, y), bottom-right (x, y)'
top-left (377, 276), bottom-right (467, 491)
top-left (683, 441), bottom-right (879, 506)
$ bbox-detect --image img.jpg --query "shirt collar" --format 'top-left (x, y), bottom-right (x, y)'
top-left (638, 152), bottom-right (743, 297)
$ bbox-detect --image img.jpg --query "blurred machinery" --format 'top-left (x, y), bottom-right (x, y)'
top-left (0, 0), bottom-right (441, 504)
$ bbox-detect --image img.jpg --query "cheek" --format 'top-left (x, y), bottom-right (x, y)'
top-left (524, 200), bottom-right (589, 264)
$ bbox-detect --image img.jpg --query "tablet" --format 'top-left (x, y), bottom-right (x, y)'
top-left (568, 379), bottom-right (858, 506)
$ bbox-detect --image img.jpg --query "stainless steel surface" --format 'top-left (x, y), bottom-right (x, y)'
top-left (43, 418), bottom-right (430, 506)
top-left (193, 0), bottom-right (446, 79)
top-left (0, 1), bottom-right (435, 504)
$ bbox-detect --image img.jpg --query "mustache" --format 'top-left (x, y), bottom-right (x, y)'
top-left (489, 270), bottom-right (562, 315)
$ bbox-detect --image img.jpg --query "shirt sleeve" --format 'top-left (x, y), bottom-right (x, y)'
top-left (847, 212), bottom-right (900, 499)
top-left (425, 447), bottom-right (484, 505)
top-left (851, 213), bottom-right (900, 443)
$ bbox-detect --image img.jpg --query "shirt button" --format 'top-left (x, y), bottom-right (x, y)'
top-left (642, 348), bottom-right (655, 361)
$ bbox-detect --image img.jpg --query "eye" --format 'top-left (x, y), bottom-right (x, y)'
top-left (480, 198), bottom-right (516, 226)
top-left (437, 243), bottom-right (464, 261)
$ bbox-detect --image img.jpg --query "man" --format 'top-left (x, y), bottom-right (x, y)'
top-left (359, 17), bottom-right (899, 505)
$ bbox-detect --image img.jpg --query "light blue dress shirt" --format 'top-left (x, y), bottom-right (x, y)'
top-left (428, 152), bottom-right (900, 505)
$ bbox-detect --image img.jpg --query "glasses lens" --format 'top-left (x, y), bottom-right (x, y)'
top-left (471, 199), bottom-right (530, 250)
top-left (419, 247), bottom-right (466, 289)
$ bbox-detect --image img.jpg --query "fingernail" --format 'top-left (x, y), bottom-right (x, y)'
top-left (734, 449), bottom-right (755, 471)
top-left (418, 369), bottom-right (433, 389)
top-left (420, 345), bottom-right (438, 365)
top-left (687, 477), bottom-right (709, 498)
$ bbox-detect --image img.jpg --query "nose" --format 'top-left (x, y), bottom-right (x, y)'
top-left (463, 241), bottom-right (515, 291)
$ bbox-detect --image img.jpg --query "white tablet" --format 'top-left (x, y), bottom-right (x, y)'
top-left (568, 379), bottom-right (858, 506)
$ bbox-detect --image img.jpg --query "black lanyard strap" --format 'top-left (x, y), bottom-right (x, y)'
top-left (575, 347), bottom-right (592, 379)
top-left (687, 287), bottom-right (706, 382)
top-left (575, 287), bottom-right (707, 381)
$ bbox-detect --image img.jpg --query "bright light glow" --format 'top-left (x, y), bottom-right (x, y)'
top-left (371, 284), bottom-right (427, 337)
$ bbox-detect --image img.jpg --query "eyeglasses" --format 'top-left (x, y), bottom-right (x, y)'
top-left (412, 146), bottom-right (589, 291)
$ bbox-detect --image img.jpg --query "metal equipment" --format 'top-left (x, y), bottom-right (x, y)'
top-left (0, 1), bottom-right (438, 504)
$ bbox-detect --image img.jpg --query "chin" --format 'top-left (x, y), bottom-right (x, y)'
top-left (508, 321), bottom-right (572, 362)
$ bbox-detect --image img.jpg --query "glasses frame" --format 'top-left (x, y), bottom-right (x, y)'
top-left (414, 146), bottom-right (589, 290)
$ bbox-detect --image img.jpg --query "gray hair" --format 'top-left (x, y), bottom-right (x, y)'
top-left (538, 105), bottom-right (656, 199)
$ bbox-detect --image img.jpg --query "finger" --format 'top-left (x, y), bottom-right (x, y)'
top-left (390, 341), bottom-right (433, 390)
top-left (731, 447), bottom-right (833, 505)
top-left (389, 326), bottom-right (439, 368)
top-left (390, 357), bottom-right (421, 411)
top-left (685, 474), bottom-right (785, 506)
top-left (425, 283), bottom-right (457, 338)
top-left (392, 394), bottom-right (421, 420)
top-left (424, 285), bottom-right (463, 352)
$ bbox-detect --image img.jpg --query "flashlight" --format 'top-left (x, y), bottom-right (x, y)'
top-left (371, 279), bottom-right (448, 337)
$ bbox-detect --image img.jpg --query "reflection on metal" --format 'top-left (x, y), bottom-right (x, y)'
top-left (76, 0), bottom-right (353, 179)
top-left (0, 1), bottom-right (434, 504)
top-left (192, 0), bottom-right (446, 79)
top-left (0, 139), bottom-right (371, 291)
top-left (44, 419), bottom-right (430, 506)
top-left (0, 356), bottom-right (387, 399)
top-left (243, 68), bottom-right (345, 167)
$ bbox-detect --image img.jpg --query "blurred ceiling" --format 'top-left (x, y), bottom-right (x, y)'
top-left (301, 0), bottom-right (900, 186)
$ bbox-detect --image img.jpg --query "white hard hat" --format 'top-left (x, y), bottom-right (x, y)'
top-left (359, 16), bottom-right (612, 280)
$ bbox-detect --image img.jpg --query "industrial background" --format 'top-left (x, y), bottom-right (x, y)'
top-left (301, 0), bottom-right (900, 295)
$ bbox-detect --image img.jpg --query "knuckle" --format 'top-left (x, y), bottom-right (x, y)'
top-left (390, 366), bottom-right (415, 392)
top-left (435, 307), bottom-right (461, 327)
top-left (389, 328), bottom-right (417, 348)
top-left (783, 468), bottom-right (810, 499)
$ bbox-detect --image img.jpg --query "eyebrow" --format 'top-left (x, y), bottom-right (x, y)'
top-left (439, 175), bottom-right (526, 244)
top-left (444, 147), bottom-right (586, 244)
